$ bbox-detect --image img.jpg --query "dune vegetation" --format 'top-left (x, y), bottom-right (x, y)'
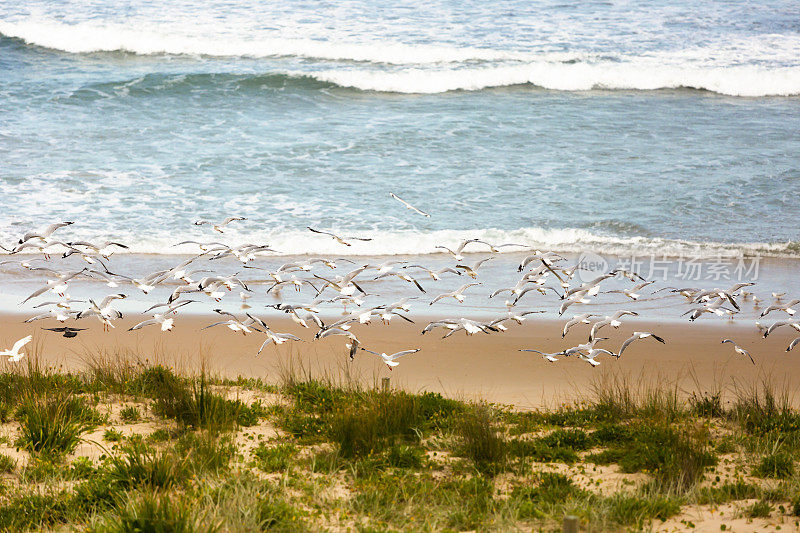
top-left (0, 354), bottom-right (798, 531)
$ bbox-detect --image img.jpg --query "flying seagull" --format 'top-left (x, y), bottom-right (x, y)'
top-left (360, 347), bottom-right (421, 369)
top-left (617, 332), bottom-right (666, 358)
top-left (307, 227), bottom-right (373, 247)
top-left (721, 339), bottom-right (755, 365)
top-left (194, 217), bottom-right (246, 233)
top-left (389, 192), bottom-right (430, 218)
top-left (1, 335), bottom-right (32, 362)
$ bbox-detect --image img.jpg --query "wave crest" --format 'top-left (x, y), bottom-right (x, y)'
top-left (1, 225), bottom-right (795, 259)
top-left (3, 20), bottom-right (800, 97)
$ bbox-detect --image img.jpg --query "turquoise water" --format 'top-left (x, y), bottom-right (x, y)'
top-left (0, 0), bottom-right (799, 257)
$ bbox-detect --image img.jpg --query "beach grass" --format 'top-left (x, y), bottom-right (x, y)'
top-left (0, 358), bottom-right (797, 531)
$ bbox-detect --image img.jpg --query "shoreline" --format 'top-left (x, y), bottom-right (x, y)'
top-left (3, 313), bottom-right (799, 409)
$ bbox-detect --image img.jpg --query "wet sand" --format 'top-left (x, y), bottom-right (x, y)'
top-left (2, 313), bottom-right (798, 409)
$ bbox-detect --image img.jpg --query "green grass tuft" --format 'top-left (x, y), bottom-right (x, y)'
top-left (252, 442), bottom-right (298, 473)
top-left (106, 439), bottom-right (190, 490)
top-left (754, 451), bottom-right (795, 479)
top-left (16, 393), bottom-right (99, 455)
top-left (456, 405), bottom-right (507, 475)
top-left (119, 406), bottom-right (141, 423)
top-left (90, 492), bottom-right (218, 533)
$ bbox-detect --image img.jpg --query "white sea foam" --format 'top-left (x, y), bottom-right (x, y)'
top-left (309, 63), bottom-right (800, 97)
top-left (0, 225), bottom-right (793, 259)
top-left (3, 19), bottom-right (800, 97)
top-left (0, 20), bottom-right (541, 64)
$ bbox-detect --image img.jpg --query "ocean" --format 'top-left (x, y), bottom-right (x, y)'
top-left (0, 0), bottom-right (798, 317)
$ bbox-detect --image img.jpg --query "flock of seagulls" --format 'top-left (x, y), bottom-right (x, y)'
top-left (0, 192), bottom-right (797, 371)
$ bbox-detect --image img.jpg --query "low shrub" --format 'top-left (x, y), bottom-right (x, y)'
top-left (16, 393), bottom-right (98, 455)
top-left (754, 452), bottom-right (795, 479)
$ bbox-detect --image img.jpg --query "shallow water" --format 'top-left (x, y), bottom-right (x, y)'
top-left (1, 0), bottom-right (799, 258)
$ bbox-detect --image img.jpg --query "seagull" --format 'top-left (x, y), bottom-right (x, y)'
top-left (42, 327), bottom-right (86, 338)
top-left (379, 298), bottom-right (415, 323)
top-left (583, 348), bottom-right (616, 365)
top-left (314, 328), bottom-right (360, 359)
top-left (267, 276), bottom-right (320, 295)
top-left (472, 240), bottom-right (527, 253)
top-left (762, 320), bottom-right (800, 338)
top-left (519, 349), bottom-right (562, 363)
top-left (307, 227), bottom-right (372, 247)
top-left (610, 268), bottom-right (647, 282)
top-left (65, 240), bottom-right (129, 259)
top-left (76, 294), bottom-right (126, 331)
top-left (367, 260), bottom-right (408, 276)
top-left (787, 338), bottom-right (800, 352)
top-left (692, 285), bottom-right (750, 311)
top-left (563, 338), bottom-right (609, 356)
top-left (402, 265), bottom-right (461, 281)
top-left (129, 314), bottom-right (175, 332)
top-left (24, 306), bottom-right (77, 323)
top-left (565, 272), bottom-right (616, 299)
top-left (132, 301), bottom-right (194, 331)
top-left (421, 318), bottom-right (497, 337)
top-left (201, 318), bottom-right (255, 335)
top-left (21, 268), bottom-right (88, 303)
top-left (129, 270), bottom-right (171, 294)
top-left (455, 257), bottom-right (494, 279)
top-left (1, 335), bottom-right (32, 362)
top-left (721, 339), bottom-right (755, 365)
top-left (683, 298), bottom-right (737, 321)
top-left (761, 299), bottom-right (799, 318)
top-left (589, 310), bottom-right (639, 341)
top-left (314, 265), bottom-right (369, 296)
top-left (10, 240), bottom-right (70, 259)
top-left (617, 332), bottom-right (666, 358)
top-left (434, 239), bottom-right (481, 261)
top-left (360, 347), bottom-right (420, 369)
top-left (374, 271), bottom-right (426, 293)
top-left (209, 244), bottom-right (276, 263)
top-left (562, 313), bottom-right (600, 338)
top-left (429, 283), bottom-right (481, 305)
top-left (286, 309), bottom-right (324, 329)
top-left (517, 251), bottom-right (565, 272)
top-left (441, 318), bottom-right (500, 338)
top-left (194, 216), bottom-right (246, 233)
top-left (18, 222), bottom-right (73, 245)
top-left (606, 281), bottom-right (655, 301)
top-left (389, 193), bottom-right (430, 218)
top-left (257, 328), bottom-right (302, 354)
top-left (509, 285), bottom-right (561, 307)
top-left (495, 309), bottom-right (544, 325)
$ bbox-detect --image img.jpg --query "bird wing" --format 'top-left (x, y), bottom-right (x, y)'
top-left (389, 349), bottom-right (421, 359)
top-left (429, 294), bottom-right (448, 305)
top-left (41, 222), bottom-right (73, 238)
top-left (519, 349), bottom-right (545, 355)
top-left (129, 319), bottom-right (158, 331)
top-left (11, 335), bottom-right (32, 353)
top-left (390, 193), bottom-right (431, 217)
top-left (455, 238), bottom-right (480, 254)
top-left (307, 226), bottom-right (335, 237)
top-left (617, 336), bottom-right (638, 358)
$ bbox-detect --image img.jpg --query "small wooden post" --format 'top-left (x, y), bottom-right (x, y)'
top-left (563, 515), bottom-right (579, 533)
top-left (381, 377), bottom-right (390, 393)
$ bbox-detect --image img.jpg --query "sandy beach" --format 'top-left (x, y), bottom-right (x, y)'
top-left (6, 313), bottom-right (799, 409)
